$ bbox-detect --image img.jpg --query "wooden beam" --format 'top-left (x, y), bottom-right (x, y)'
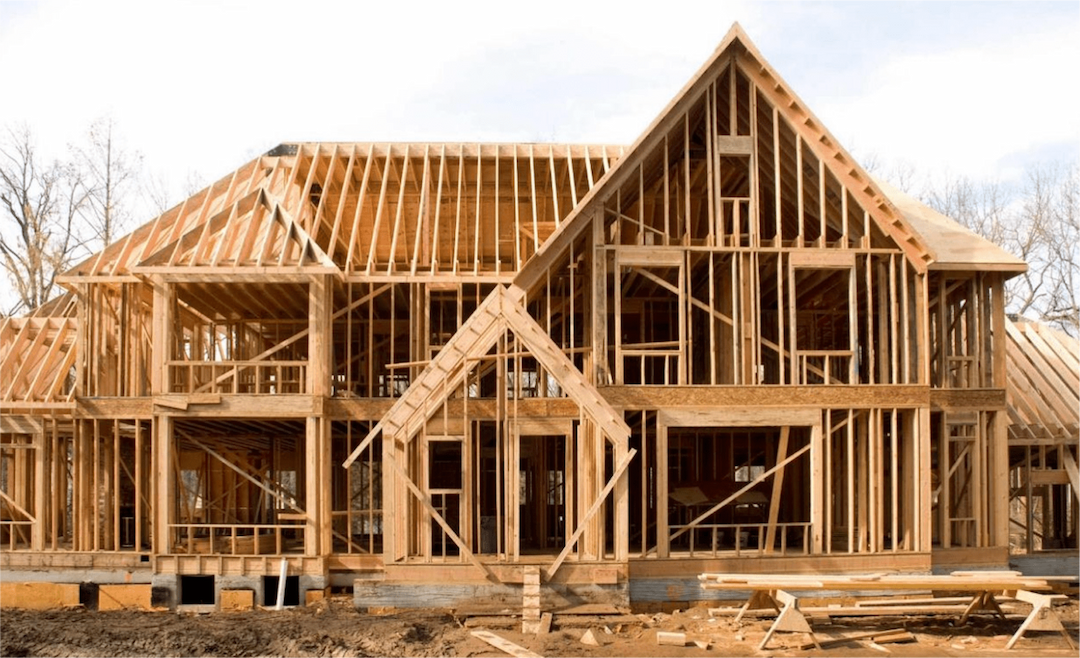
top-left (764, 426), bottom-right (791, 553)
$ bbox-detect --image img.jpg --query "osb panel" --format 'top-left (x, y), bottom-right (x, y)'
top-left (0, 582), bottom-right (80, 610)
top-left (98, 584), bottom-right (153, 611)
top-left (219, 589), bottom-right (254, 612)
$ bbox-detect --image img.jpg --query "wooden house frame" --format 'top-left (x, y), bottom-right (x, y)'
top-left (3, 25), bottom-right (1072, 609)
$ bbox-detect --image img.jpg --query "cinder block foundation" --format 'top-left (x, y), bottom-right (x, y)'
top-left (353, 579), bottom-right (628, 610)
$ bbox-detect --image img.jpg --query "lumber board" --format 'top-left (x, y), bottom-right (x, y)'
top-left (469, 630), bottom-right (543, 658)
top-left (799, 629), bottom-right (914, 650)
top-left (698, 572), bottom-right (1060, 591)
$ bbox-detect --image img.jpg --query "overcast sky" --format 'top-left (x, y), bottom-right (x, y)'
top-left (1, 0), bottom-right (1077, 213)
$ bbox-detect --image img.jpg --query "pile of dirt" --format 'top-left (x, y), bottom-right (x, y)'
top-left (0, 600), bottom-right (466, 658)
top-left (0, 596), bottom-right (1076, 657)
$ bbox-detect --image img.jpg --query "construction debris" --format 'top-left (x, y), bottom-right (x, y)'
top-left (656, 631), bottom-right (687, 646)
top-left (469, 630), bottom-right (543, 658)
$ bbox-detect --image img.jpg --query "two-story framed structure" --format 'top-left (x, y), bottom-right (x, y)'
top-left (5, 24), bottom-right (1067, 610)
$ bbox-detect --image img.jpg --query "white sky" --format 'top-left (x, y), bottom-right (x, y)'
top-left (1, 0), bottom-right (1078, 216)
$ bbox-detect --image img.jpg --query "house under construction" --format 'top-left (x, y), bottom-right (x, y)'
top-left (2, 25), bottom-right (1076, 610)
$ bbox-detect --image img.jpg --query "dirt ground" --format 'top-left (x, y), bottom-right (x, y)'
top-left (1, 596), bottom-right (1076, 657)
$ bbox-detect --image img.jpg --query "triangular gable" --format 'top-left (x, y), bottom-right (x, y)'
top-left (516, 23), bottom-right (938, 293)
top-left (343, 284), bottom-right (631, 468)
top-left (133, 189), bottom-right (338, 274)
top-left (384, 284), bottom-right (630, 442)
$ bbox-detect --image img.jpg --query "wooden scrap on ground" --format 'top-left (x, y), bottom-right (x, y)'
top-left (538, 612), bottom-right (553, 635)
top-left (470, 630), bottom-right (543, 658)
top-left (656, 631), bottom-right (687, 646)
top-left (463, 616), bottom-right (520, 629)
top-left (554, 603), bottom-right (625, 615)
top-left (799, 628), bottom-right (914, 650)
top-left (551, 614), bottom-right (641, 628)
top-left (580, 629), bottom-right (601, 646)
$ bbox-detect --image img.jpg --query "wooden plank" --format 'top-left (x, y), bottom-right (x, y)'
top-left (788, 251), bottom-right (856, 269)
top-left (763, 426), bottom-right (790, 554)
top-left (656, 632), bottom-right (686, 646)
top-left (469, 630), bottom-right (543, 658)
top-left (1029, 469), bottom-right (1071, 486)
top-left (616, 246), bottom-right (684, 268)
top-left (699, 573), bottom-right (1061, 591)
top-left (714, 135), bottom-right (753, 154)
top-left (538, 612), bottom-right (552, 635)
top-left (799, 629), bottom-right (914, 650)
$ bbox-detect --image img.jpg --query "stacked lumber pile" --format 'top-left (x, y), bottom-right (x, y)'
top-left (698, 570), bottom-right (1061, 592)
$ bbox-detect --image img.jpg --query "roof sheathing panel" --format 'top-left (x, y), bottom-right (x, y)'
top-left (874, 178), bottom-right (1027, 273)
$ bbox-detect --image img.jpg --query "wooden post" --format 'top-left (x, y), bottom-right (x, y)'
top-left (305, 417), bottom-right (319, 557)
top-left (150, 276), bottom-right (171, 395)
top-left (918, 407), bottom-right (932, 552)
top-left (810, 422), bottom-right (824, 553)
top-left (153, 415), bottom-right (173, 555)
top-left (989, 276), bottom-right (1010, 547)
top-left (75, 282), bottom-right (88, 397)
top-left (32, 427), bottom-right (45, 550)
top-left (308, 275), bottom-right (330, 397)
top-left (657, 422), bottom-right (669, 558)
top-left (764, 427), bottom-right (791, 554)
top-left (615, 432), bottom-right (629, 561)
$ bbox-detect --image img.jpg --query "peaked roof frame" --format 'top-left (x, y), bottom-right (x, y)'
top-left (516, 23), bottom-right (938, 294)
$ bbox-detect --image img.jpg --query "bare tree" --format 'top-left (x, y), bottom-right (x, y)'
top-left (142, 169), bottom-right (175, 217)
top-left (859, 152), bottom-right (922, 194)
top-left (143, 167), bottom-right (206, 217)
top-left (72, 116), bottom-right (142, 251)
top-left (0, 125), bottom-right (88, 316)
top-left (1005, 165), bottom-right (1056, 321)
top-left (1040, 163), bottom-right (1079, 335)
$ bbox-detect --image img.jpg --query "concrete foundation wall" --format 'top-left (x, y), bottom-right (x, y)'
top-left (353, 579), bottom-right (628, 610)
top-left (0, 569), bottom-right (152, 584)
top-left (1010, 552), bottom-right (1080, 579)
top-left (148, 573), bottom-right (327, 611)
